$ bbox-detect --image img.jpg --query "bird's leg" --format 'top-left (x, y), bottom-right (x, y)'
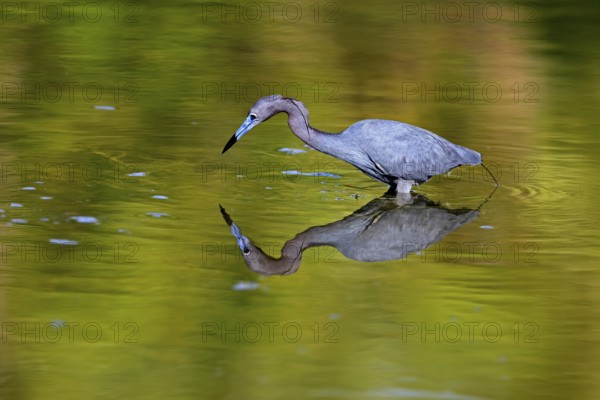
top-left (394, 179), bottom-right (414, 194)
top-left (390, 179), bottom-right (415, 205)
top-left (385, 184), bottom-right (397, 196)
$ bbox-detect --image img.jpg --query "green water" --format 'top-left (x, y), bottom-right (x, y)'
top-left (1, 1), bottom-right (600, 399)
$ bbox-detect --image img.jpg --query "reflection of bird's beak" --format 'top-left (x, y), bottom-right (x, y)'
top-left (219, 205), bottom-right (251, 253)
top-left (222, 115), bottom-right (256, 154)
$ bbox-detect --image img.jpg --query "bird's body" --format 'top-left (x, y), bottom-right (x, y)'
top-left (315, 119), bottom-right (481, 188)
top-left (222, 95), bottom-right (484, 193)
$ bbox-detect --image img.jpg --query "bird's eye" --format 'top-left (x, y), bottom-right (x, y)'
top-left (249, 113), bottom-right (257, 121)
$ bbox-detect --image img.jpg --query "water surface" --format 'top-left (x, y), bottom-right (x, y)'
top-left (1, 1), bottom-right (600, 399)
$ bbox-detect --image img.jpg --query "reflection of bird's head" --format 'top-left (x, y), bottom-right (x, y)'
top-left (234, 232), bottom-right (302, 276)
top-left (219, 206), bottom-right (301, 275)
top-left (234, 237), bottom-right (272, 273)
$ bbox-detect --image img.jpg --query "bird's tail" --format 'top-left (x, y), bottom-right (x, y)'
top-left (457, 146), bottom-right (482, 166)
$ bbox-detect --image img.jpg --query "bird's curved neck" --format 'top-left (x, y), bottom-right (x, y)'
top-left (247, 236), bottom-right (307, 275)
top-left (280, 100), bottom-right (339, 155)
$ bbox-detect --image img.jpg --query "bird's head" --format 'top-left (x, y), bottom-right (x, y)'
top-left (222, 94), bottom-right (304, 154)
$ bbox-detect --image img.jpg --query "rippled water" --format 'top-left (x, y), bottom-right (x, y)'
top-left (1, 1), bottom-right (600, 399)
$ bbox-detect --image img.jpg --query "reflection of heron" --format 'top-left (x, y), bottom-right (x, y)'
top-left (222, 95), bottom-right (497, 193)
top-left (220, 194), bottom-right (479, 275)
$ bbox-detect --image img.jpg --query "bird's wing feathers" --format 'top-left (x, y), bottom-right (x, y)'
top-left (349, 120), bottom-right (468, 183)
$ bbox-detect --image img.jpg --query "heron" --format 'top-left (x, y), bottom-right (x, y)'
top-left (220, 195), bottom-right (479, 275)
top-left (222, 95), bottom-right (497, 193)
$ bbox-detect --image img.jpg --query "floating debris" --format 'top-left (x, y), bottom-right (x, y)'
top-left (278, 147), bottom-right (307, 155)
top-left (366, 388), bottom-right (483, 400)
top-left (94, 105), bottom-right (116, 111)
top-left (22, 187), bottom-right (36, 191)
top-left (232, 281), bottom-right (260, 291)
top-left (51, 320), bottom-right (65, 328)
top-left (10, 203), bottom-right (23, 208)
top-left (496, 355), bottom-right (508, 364)
top-left (152, 195), bottom-right (168, 200)
top-left (11, 218), bottom-right (28, 224)
top-left (281, 170), bottom-right (341, 178)
top-left (145, 212), bottom-right (169, 218)
top-left (69, 216), bottom-right (99, 224)
top-left (49, 238), bottom-right (79, 246)
top-left (40, 196), bottom-right (53, 200)
top-left (128, 172), bottom-right (147, 177)
top-left (480, 225), bottom-right (495, 229)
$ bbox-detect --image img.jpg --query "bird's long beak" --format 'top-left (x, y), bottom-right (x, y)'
top-left (222, 115), bottom-right (257, 154)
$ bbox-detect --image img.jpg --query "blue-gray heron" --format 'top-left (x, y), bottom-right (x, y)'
top-left (222, 95), bottom-right (497, 193)
top-left (220, 196), bottom-right (479, 274)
